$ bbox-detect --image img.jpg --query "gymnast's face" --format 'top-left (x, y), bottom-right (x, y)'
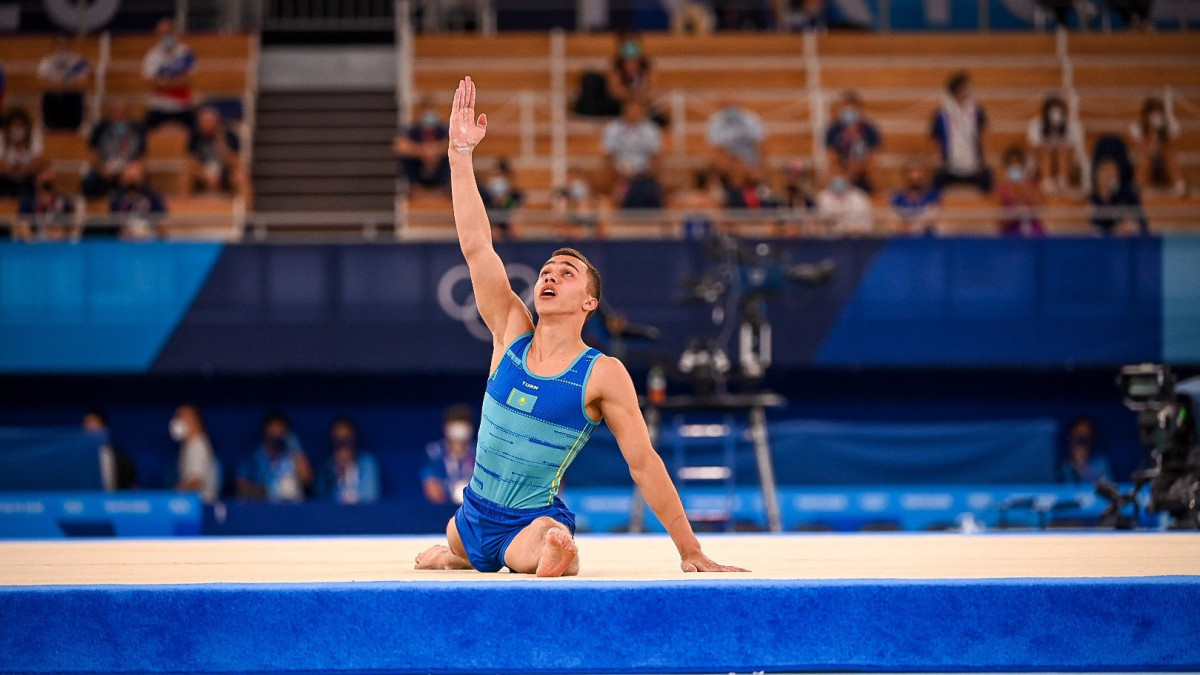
top-left (535, 255), bottom-right (596, 319)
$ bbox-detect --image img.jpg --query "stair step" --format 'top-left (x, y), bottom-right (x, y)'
top-left (256, 109), bottom-right (397, 129)
top-left (256, 92), bottom-right (397, 113)
top-left (255, 127), bottom-right (395, 144)
top-left (255, 176), bottom-right (397, 195)
top-left (254, 144), bottom-right (395, 162)
top-left (254, 193), bottom-right (396, 212)
top-left (254, 160), bottom-right (395, 178)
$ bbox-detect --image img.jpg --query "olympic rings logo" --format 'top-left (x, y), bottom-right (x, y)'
top-left (437, 263), bottom-right (537, 341)
top-left (43, 0), bottom-right (120, 32)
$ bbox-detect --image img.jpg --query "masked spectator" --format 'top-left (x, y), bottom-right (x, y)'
top-left (141, 18), bottom-right (196, 130)
top-left (707, 94), bottom-right (766, 184)
top-left (825, 90), bottom-right (881, 193)
top-left (395, 99), bottom-right (451, 194)
top-left (171, 404), bottom-right (219, 504)
top-left (185, 106), bottom-right (245, 196)
top-left (1129, 96), bottom-right (1185, 196)
top-left (481, 157), bottom-right (523, 240)
top-left (890, 160), bottom-right (941, 235)
top-left (0, 108), bottom-right (44, 197)
top-left (37, 34), bottom-right (91, 131)
top-left (1089, 157), bottom-right (1148, 236)
top-left (816, 166), bottom-right (873, 235)
top-left (931, 71), bottom-right (993, 193)
top-left (1028, 94), bottom-right (1084, 193)
top-left (82, 100), bottom-right (147, 198)
top-left (421, 405), bottom-right (476, 506)
top-left (109, 163), bottom-right (166, 240)
top-left (318, 418), bottom-right (380, 504)
top-left (603, 100), bottom-right (664, 209)
top-left (16, 164), bottom-right (76, 242)
top-left (997, 145), bottom-right (1045, 237)
top-left (237, 411), bottom-right (313, 502)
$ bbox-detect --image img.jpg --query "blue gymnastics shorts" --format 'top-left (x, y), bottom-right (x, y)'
top-left (454, 486), bottom-right (576, 573)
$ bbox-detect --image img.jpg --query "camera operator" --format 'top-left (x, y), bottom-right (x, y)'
top-left (1061, 416), bottom-right (1112, 485)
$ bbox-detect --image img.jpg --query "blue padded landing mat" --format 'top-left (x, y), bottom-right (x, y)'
top-left (2, 577), bottom-right (1199, 673)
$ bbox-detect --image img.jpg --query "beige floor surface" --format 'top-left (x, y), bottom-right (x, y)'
top-left (1, 533), bottom-right (1198, 586)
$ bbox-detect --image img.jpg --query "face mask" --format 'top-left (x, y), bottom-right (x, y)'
top-left (620, 40), bottom-right (641, 60)
top-left (169, 418), bottom-right (189, 441)
top-left (160, 36), bottom-right (177, 50)
top-left (1007, 165), bottom-right (1025, 183)
top-left (1148, 112), bottom-right (1165, 129)
top-left (10, 127), bottom-right (27, 142)
top-left (839, 108), bottom-right (859, 125)
top-left (420, 111), bottom-right (440, 128)
top-left (723, 106), bottom-right (741, 121)
top-left (906, 176), bottom-right (923, 190)
top-left (112, 121), bottom-right (129, 135)
top-left (569, 179), bottom-right (589, 201)
top-left (830, 177), bottom-right (848, 194)
top-left (487, 176), bottom-right (510, 198)
top-left (445, 421), bottom-right (473, 444)
top-left (333, 438), bottom-right (355, 453)
top-left (1047, 107), bottom-right (1065, 125)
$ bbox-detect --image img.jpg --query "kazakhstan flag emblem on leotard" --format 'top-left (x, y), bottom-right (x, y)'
top-left (507, 388), bottom-right (538, 412)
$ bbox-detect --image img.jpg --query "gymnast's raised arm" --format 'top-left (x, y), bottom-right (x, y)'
top-left (447, 77), bottom-right (534, 356)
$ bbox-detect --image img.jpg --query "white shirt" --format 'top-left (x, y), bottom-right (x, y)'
top-left (817, 187), bottom-right (873, 234)
top-left (178, 435), bottom-right (219, 503)
top-left (603, 119), bottom-right (662, 177)
top-left (37, 50), bottom-right (90, 85)
top-left (0, 127), bottom-right (45, 171)
top-left (706, 106), bottom-right (765, 166)
top-left (941, 96), bottom-right (981, 174)
top-left (141, 42), bottom-right (196, 111)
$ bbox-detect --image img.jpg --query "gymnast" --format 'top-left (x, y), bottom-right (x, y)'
top-left (415, 77), bottom-right (747, 577)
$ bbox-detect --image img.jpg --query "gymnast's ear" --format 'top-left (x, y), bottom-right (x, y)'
top-left (583, 296), bottom-right (599, 313)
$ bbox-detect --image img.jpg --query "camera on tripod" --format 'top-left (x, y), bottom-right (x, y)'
top-left (1110, 363), bottom-right (1200, 528)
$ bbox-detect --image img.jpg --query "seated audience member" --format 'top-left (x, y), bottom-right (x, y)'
top-left (723, 169), bottom-right (780, 211)
top-left (83, 100), bottom-right (147, 198)
top-left (552, 167), bottom-right (608, 239)
top-left (421, 404), bottom-right (476, 506)
top-left (317, 418), bottom-right (380, 505)
top-left (82, 409), bottom-right (138, 491)
top-left (1062, 416), bottom-right (1112, 484)
top-left (237, 411), bottom-right (313, 502)
top-left (142, 18), bottom-right (196, 130)
top-left (931, 71), bottom-right (993, 193)
top-left (672, 170), bottom-right (722, 240)
top-left (1107, 0), bottom-right (1153, 29)
top-left (997, 145), bottom-right (1045, 237)
top-left (603, 100), bottom-right (664, 209)
top-left (706, 94), bottom-right (766, 184)
top-left (0, 108), bottom-right (44, 197)
top-left (171, 404), bottom-right (219, 504)
top-left (890, 160), bottom-right (941, 235)
top-left (481, 157), bottom-right (523, 239)
top-left (825, 90), bottom-right (881, 193)
top-left (1027, 94), bottom-right (1084, 192)
top-left (37, 34), bottom-right (91, 131)
top-left (394, 99), bottom-right (451, 194)
top-left (1089, 157), bottom-right (1148, 236)
top-left (110, 163), bottom-right (166, 240)
top-left (185, 106), bottom-right (245, 196)
top-left (1129, 96), bottom-right (1185, 196)
top-left (781, 0), bottom-right (828, 31)
top-left (16, 164), bottom-right (76, 242)
top-left (606, 35), bottom-right (666, 126)
top-left (816, 167), bottom-right (873, 235)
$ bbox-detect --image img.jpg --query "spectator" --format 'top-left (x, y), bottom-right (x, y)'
top-left (825, 90), bottom-right (881, 193)
top-left (1062, 416), bottom-right (1112, 484)
top-left (141, 17), bottom-right (196, 130)
top-left (672, 0), bottom-right (714, 34)
top-left (552, 167), bottom-right (608, 239)
top-left (1107, 0), bottom-right (1153, 30)
top-left (1129, 96), bottom-right (1185, 196)
top-left (481, 157), bottom-right (523, 239)
top-left (236, 411), bottom-right (313, 502)
top-left (772, 158), bottom-right (817, 236)
top-left (37, 34), bottom-right (91, 131)
top-left (82, 100), bottom-right (147, 199)
top-left (997, 145), bottom-right (1045, 237)
top-left (16, 164), bottom-right (76, 242)
top-left (672, 170), bottom-right (722, 240)
top-left (394, 99), bottom-right (450, 194)
top-left (0, 108), bottom-right (45, 197)
top-left (602, 100), bottom-right (664, 209)
top-left (889, 160), bottom-right (941, 235)
top-left (706, 94), bottom-right (766, 185)
top-left (779, 0), bottom-right (828, 31)
top-left (421, 404), bottom-right (476, 506)
top-left (110, 163), bottom-right (166, 240)
top-left (170, 404), bottom-right (219, 504)
top-left (317, 418), bottom-right (380, 504)
top-left (82, 409), bottom-right (138, 491)
top-left (1028, 94), bottom-right (1084, 193)
top-left (816, 166), bottom-right (873, 235)
top-left (931, 71), bottom-right (993, 193)
top-left (1089, 157), bottom-right (1148, 236)
top-left (606, 36), bottom-right (666, 126)
top-left (184, 106), bottom-right (245, 196)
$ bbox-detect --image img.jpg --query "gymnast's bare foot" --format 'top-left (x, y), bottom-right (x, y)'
top-left (536, 527), bottom-right (578, 577)
top-left (415, 545), bottom-right (472, 570)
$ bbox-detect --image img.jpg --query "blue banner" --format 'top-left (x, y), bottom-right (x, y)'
top-left (0, 491), bottom-right (201, 538)
top-left (0, 238), bottom-right (1190, 374)
top-left (0, 428), bottom-right (103, 491)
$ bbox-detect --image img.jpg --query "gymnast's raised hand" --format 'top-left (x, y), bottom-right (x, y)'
top-left (449, 76), bottom-right (487, 155)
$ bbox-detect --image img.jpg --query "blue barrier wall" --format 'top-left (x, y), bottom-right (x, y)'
top-left (1, 238), bottom-right (1191, 375)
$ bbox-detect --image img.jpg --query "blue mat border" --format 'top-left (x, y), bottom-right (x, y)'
top-left (3, 576), bottom-right (1199, 673)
